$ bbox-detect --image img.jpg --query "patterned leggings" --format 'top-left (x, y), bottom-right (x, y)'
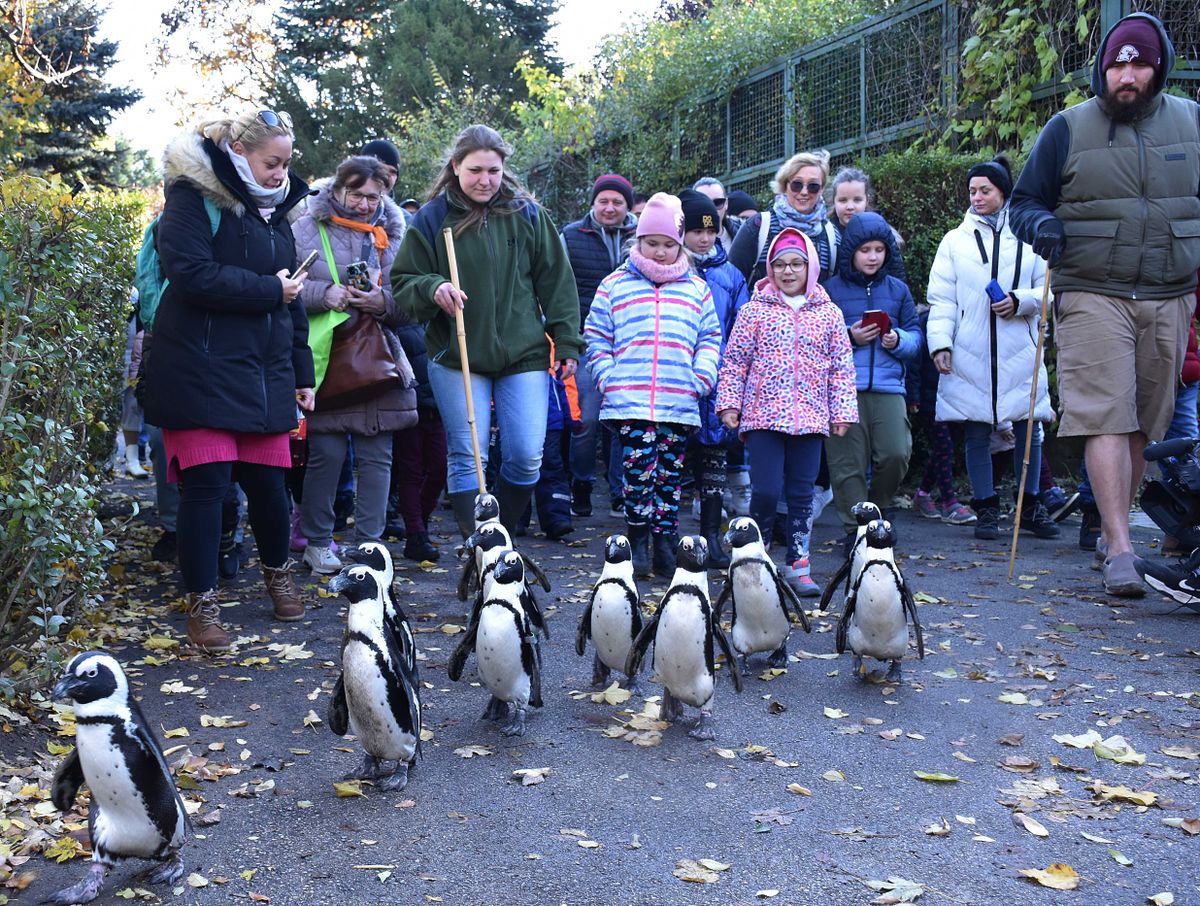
top-left (618, 420), bottom-right (689, 534)
top-left (918, 412), bottom-right (958, 502)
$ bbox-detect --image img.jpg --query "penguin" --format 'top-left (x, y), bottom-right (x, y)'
top-left (327, 565), bottom-right (422, 791)
top-left (342, 541), bottom-right (418, 679)
top-left (450, 550), bottom-right (544, 736)
top-left (714, 517), bottom-right (812, 674)
top-left (457, 517), bottom-right (550, 607)
top-left (818, 501), bottom-right (884, 614)
top-left (46, 652), bottom-right (189, 905)
top-left (576, 534), bottom-right (643, 691)
top-left (454, 523), bottom-right (550, 653)
top-left (626, 536), bottom-right (743, 740)
top-left (836, 519), bottom-right (925, 683)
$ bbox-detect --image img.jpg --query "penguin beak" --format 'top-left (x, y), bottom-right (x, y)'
top-left (342, 548), bottom-right (366, 565)
top-left (52, 675), bottom-right (82, 701)
top-left (328, 572), bottom-right (350, 595)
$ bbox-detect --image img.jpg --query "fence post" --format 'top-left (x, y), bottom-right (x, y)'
top-left (783, 61), bottom-right (795, 158)
top-left (942, 0), bottom-right (958, 123)
top-left (858, 38), bottom-right (868, 147)
top-left (1101, 0), bottom-right (1124, 37)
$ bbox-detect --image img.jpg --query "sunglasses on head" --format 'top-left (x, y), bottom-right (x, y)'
top-left (256, 109), bottom-right (293, 130)
top-left (789, 179), bottom-right (823, 195)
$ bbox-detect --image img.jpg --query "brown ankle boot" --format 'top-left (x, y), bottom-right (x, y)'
top-left (186, 590), bottom-right (231, 651)
top-left (262, 558), bottom-right (305, 621)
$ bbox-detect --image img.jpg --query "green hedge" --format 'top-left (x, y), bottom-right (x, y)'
top-left (0, 175), bottom-right (142, 692)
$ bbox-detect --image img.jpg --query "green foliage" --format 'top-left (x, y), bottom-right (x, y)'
top-left (0, 175), bottom-right (142, 689)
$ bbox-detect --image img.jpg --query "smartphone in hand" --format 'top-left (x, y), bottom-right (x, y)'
top-left (984, 279), bottom-right (1008, 305)
top-left (861, 309), bottom-right (891, 334)
top-left (290, 250), bottom-right (319, 280)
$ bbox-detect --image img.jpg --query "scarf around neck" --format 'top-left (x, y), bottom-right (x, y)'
top-left (772, 194), bottom-right (828, 239)
top-left (223, 141), bottom-right (289, 209)
top-left (630, 247), bottom-right (690, 285)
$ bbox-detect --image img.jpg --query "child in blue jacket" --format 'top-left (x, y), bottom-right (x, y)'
top-left (823, 211), bottom-right (922, 542)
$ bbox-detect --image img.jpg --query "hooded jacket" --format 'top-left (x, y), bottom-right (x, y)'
top-left (926, 206), bottom-right (1051, 424)
top-left (1010, 12), bottom-right (1200, 300)
top-left (823, 213), bottom-right (921, 396)
top-left (143, 131), bottom-right (314, 434)
top-left (694, 241), bottom-right (750, 446)
top-left (291, 183), bottom-right (417, 435)
top-left (561, 211), bottom-right (638, 319)
top-left (716, 230), bottom-right (858, 436)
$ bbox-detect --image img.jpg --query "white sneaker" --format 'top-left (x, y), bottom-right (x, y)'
top-left (302, 544), bottom-right (341, 575)
top-left (811, 486), bottom-right (833, 521)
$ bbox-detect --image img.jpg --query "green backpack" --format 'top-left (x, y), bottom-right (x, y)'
top-left (134, 196), bottom-right (221, 329)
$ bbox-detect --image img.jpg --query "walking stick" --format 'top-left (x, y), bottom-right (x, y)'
top-left (443, 227), bottom-right (487, 495)
top-left (1008, 267), bottom-right (1053, 581)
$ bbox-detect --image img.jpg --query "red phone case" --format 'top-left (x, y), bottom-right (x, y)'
top-left (862, 310), bottom-right (891, 333)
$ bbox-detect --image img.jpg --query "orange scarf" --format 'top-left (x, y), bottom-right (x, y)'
top-left (328, 215), bottom-right (389, 254)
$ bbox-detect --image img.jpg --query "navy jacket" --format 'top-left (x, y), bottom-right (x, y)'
top-left (561, 212), bottom-right (637, 320)
top-left (694, 243), bottom-right (749, 446)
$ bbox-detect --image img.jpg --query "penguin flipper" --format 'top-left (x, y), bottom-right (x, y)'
top-left (575, 590), bottom-right (595, 657)
top-left (329, 673), bottom-right (350, 736)
top-left (712, 622), bottom-right (744, 694)
top-left (522, 587), bottom-right (551, 641)
top-left (819, 557), bottom-right (850, 614)
top-left (625, 612), bottom-right (660, 679)
top-left (836, 587), bottom-right (858, 654)
top-left (521, 553), bottom-right (552, 593)
top-left (713, 579), bottom-right (732, 624)
top-left (456, 558), bottom-right (478, 602)
top-left (50, 747), bottom-right (84, 812)
top-left (772, 570), bottom-right (812, 633)
top-left (522, 637), bottom-right (544, 708)
top-left (447, 621), bottom-right (478, 681)
top-left (901, 579), bottom-right (926, 659)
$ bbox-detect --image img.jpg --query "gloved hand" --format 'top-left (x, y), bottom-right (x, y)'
top-left (1032, 218), bottom-right (1066, 268)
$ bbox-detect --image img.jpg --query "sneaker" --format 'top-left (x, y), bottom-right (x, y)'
top-left (1135, 549), bottom-right (1200, 612)
top-left (151, 529), bottom-right (177, 562)
top-left (811, 486), bottom-right (834, 522)
top-left (1103, 551), bottom-right (1145, 598)
top-left (972, 497), bottom-right (1000, 540)
top-left (1045, 488), bottom-right (1080, 522)
top-left (302, 544), bottom-right (342, 575)
top-left (1078, 504), bottom-right (1101, 551)
top-left (914, 491), bottom-right (941, 520)
top-left (942, 501), bottom-right (978, 525)
top-left (785, 558), bottom-right (822, 597)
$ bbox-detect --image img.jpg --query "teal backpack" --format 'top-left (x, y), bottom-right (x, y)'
top-left (134, 196), bottom-right (221, 329)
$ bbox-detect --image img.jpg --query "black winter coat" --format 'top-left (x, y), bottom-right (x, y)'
top-left (144, 133), bottom-right (315, 434)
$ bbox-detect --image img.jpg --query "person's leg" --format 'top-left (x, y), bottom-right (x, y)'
top-left (428, 362), bottom-right (493, 534)
top-left (962, 422), bottom-right (996, 500)
top-left (177, 460), bottom-right (231, 594)
top-left (1014, 421), bottom-right (1058, 538)
top-left (422, 417), bottom-right (449, 523)
top-left (350, 431), bottom-right (393, 542)
top-left (1165, 380), bottom-right (1199, 442)
top-left (392, 424), bottom-right (426, 535)
top-left (607, 428), bottom-right (624, 512)
top-left (238, 461), bottom-right (304, 620)
top-left (569, 361), bottom-right (602, 484)
top-left (825, 404), bottom-right (870, 534)
top-left (299, 432), bottom-right (347, 550)
top-left (698, 443), bottom-right (730, 567)
top-left (650, 423), bottom-right (689, 574)
top-left (618, 420), bottom-right (655, 574)
top-left (493, 368), bottom-right (550, 531)
top-left (533, 428), bottom-right (573, 539)
top-left (147, 425), bottom-right (180, 559)
top-left (864, 393), bottom-right (911, 512)
top-left (1087, 432), bottom-right (1143, 557)
top-left (781, 433), bottom-right (823, 595)
top-left (744, 430), bottom-right (785, 543)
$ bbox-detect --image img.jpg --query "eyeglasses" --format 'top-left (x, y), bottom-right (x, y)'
top-left (257, 110), bottom-right (293, 130)
top-left (343, 190), bottom-right (382, 207)
top-left (788, 180), bottom-right (823, 195)
top-left (770, 259), bottom-right (807, 272)
top-left (711, 197), bottom-right (727, 206)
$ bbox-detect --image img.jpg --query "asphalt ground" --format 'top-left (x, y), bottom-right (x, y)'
top-left (3, 479), bottom-right (1199, 906)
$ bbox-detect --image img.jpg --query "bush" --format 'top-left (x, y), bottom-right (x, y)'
top-left (0, 175), bottom-right (142, 693)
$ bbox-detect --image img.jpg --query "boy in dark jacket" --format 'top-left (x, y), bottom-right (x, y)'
top-left (519, 351), bottom-right (581, 540)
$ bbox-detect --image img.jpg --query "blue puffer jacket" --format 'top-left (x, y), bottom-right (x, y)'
top-left (824, 212), bottom-right (921, 395)
top-left (694, 242), bottom-right (749, 446)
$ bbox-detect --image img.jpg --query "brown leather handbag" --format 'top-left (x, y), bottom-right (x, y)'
top-left (315, 314), bottom-right (403, 408)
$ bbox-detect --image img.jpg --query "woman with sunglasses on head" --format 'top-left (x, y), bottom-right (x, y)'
top-left (291, 156), bottom-right (417, 575)
top-left (144, 109), bottom-right (314, 652)
top-left (729, 150), bottom-right (838, 286)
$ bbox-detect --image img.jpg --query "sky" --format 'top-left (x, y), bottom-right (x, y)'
top-left (100, 0), bottom-right (661, 156)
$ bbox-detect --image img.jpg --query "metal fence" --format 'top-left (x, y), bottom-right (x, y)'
top-left (684, 0), bottom-right (1200, 199)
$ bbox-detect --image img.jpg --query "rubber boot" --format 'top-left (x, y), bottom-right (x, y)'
top-left (186, 590), bottom-right (230, 651)
top-left (124, 444), bottom-right (149, 479)
top-left (448, 489), bottom-right (479, 539)
top-left (262, 558), bottom-right (304, 621)
top-left (784, 520), bottom-right (822, 597)
top-left (652, 532), bottom-right (678, 577)
top-left (700, 495), bottom-right (730, 568)
top-left (496, 477), bottom-right (535, 536)
top-left (627, 521), bottom-right (652, 578)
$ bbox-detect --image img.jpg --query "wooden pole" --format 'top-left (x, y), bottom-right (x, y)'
top-left (1008, 268), bottom-right (1053, 582)
top-left (443, 227), bottom-right (487, 495)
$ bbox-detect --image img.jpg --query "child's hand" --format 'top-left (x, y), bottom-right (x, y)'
top-left (830, 422), bottom-right (850, 437)
top-left (719, 409), bottom-right (740, 429)
top-left (850, 320), bottom-right (880, 345)
top-left (880, 329), bottom-right (899, 350)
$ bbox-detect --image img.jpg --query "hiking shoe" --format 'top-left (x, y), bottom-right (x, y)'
top-left (785, 558), bottom-right (822, 598)
top-left (913, 491), bottom-right (941, 520)
top-left (151, 529), bottom-right (177, 562)
top-left (263, 558), bottom-right (305, 621)
top-left (302, 544), bottom-right (341, 575)
top-left (1079, 503), bottom-right (1100, 551)
top-left (1103, 551), bottom-right (1145, 598)
top-left (971, 497), bottom-right (1000, 540)
top-left (1135, 550), bottom-right (1200, 612)
top-left (404, 532), bottom-right (440, 562)
top-left (186, 590), bottom-right (230, 652)
top-left (1020, 498), bottom-right (1060, 539)
top-left (942, 500), bottom-right (977, 525)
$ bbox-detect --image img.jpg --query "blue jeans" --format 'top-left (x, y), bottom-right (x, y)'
top-left (964, 420), bottom-right (1041, 500)
top-left (428, 363), bottom-right (549, 492)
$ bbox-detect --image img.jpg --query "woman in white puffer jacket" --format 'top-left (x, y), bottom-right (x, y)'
top-left (926, 154), bottom-right (1055, 542)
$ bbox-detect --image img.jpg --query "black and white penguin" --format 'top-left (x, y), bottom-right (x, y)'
top-left (456, 523), bottom-right (550, 644)
top-left (836, 519), bottom-right (925, 683)
top-left (46, 652), bottom-right (189, 905)
top-left (457, 520), bottom-right (551, 610)
top-left (715, 517), bottom-right (812, 674)
top-left (576, 534), bottom-right (643, 691)
top-left (626, 536), bottom-right (743, 740)
top-left (818, 501), bottom-right (883, 614)
top-left (342, 541), bottom-right (417, 679)
top-left (327, 565), bottom-right (422, 791)
top-left (450, 550), bottom-right (544, 736)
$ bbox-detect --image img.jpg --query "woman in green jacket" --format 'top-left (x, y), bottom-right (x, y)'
top-left (393, 124), bottom-right (583, 536)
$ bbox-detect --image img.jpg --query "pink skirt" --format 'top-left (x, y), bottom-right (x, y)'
top-left (161, 428), bottom-right (292, 482)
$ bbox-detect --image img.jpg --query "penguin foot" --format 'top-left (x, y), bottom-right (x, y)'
top-left (481, 696), bottom-right (509, 722)
top-left (343, 754), bottom-right (383, 781)
top-left (43, 862), bottom-right (107, 904)
top-left (689, 711), bottom-right (716, 741)
top-left (885, 660), bottom-right (903, 684)
top-left (591, 655), bottom-right (610, 688)
top-left (378, 762), bottom-right (410, 792)
top-left (767, 645), bottom-right (788, 669)
top-left (852, 654), bottom-right (866, 680)
top-left (661, 689), bottom-right (682, 723)
top-left (136, 851), bottom-right (184, 886)
top-left (739, 655), bottom-right (751, 677)
top-left (501, 707), bottom-right (527, 737)
top-left (624, 674), bottom-right (641, 696)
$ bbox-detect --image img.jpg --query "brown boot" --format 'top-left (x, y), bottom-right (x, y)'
top-left (263, 558), bottom-right (305, 621)
top-left (186, 590), bottom-right (231, 651)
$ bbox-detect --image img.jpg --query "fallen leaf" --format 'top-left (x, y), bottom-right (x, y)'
top-left (1053, 729), bottom-right (1102, 749)
top-left (998, 692), bottom-right (1029, 705)
top-left (577, 840), bottom-right (601, 849)
top-left (453, 745), bottom-right (493, 758)
top-left (1018, 863), bottom-right (1079, 891)
top-left (163, 726), bottom-right (189, 738)
top-left (954, 815), bottom-right (976, 826)
top-left (674, 859), bottom-right (720, 884)
top-left (1093, 783), bottom-right (1158, 806)
top-left (591, 682), bottom-right (632, 705)
top-left (1014, 813), bottom-right (1049, 837)
top-left (333, 780), bottom-right (365, 798)
top-left (997, 732), bottom-right (1024, 747)
top-left (923, 817), bottom-right (951, 837)
top-left (1000, 756), bottom-right (1039, 773)
top-left (1160, 817), bottom-right (1200, 835)
top-left (1081, 831), bottom-right (1114, 843)
top-left (1148, 894), bottom-right (1174, 905)
top-left (1159, 745), bottom-right (1199, 760)
top-left (952, 752), bottom-right (976, 763)
top-left (823, 707), bottom-right (849, 719)
top-left (1094, 735), bottom-right (1146, 765)
top-left (913, 771), bottom-right (959, 783)
top-left (822, 770), bottom-right (845, 782)
top-left (864, 875), bottom-right (925, 903)
top-left (512, 767), bottom-right (550, 786)
top-left (698, 859), bottom-right (731, 871)
top-left (759, 667), bottom-right (787, 681)
top-left (756, 891), bottom-right (779, 899)
top-left (186, 873), bottom-right (209, 888)
top-left (1108, 849), bottom-right (1133, 867)
top-left (786, 783), bottom-right (811, 797)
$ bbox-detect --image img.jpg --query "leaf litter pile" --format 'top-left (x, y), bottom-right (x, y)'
top-left (2, 481), bottom-right (1198, 902)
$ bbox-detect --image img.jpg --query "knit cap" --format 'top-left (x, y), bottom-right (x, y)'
top-left (361, 139), bottom-right (400, 167)
top-left (726, 190), bottom-right (758, 217)
top-left (767, 227), bottom-right (809, 264)
top-left (591, 173), bottom-right (634, 208)
top-left (1102, 16), bottom-right (1163, 74)
top-left (678, 189), bottom-right (720, 233)
top-left (635, 192), bottom-right (684, 240)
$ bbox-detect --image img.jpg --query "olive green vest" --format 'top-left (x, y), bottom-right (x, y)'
top-left (1054, 94), bottom-right (1200, 300)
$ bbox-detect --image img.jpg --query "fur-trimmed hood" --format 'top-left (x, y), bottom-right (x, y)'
top-left (163, 130), bottom-right (310, 219)
top-left (305, 179), bottom-right (407, 245)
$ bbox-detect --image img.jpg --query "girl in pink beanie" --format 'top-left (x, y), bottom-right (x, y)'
top-left (584, 192), bottom-right (723, 577)
top-left (716, 227), bottom-right (858, 597)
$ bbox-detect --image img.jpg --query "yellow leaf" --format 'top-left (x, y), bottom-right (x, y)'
top-left (186, 873), bottom-right (209, 888)
top-left (163, 726), bottom-right (189, 738)
top-left (439, 623), bottom-right (465, 634)
top-left (913, 771), bottom-right (959, 783)
top-left (1018, 863), bottom-right (1079, 890)
top-left (43, 836), bottom-right (84, 863)
top-left (1053, 729), bottom-right (1102, 748)
top-left (1094, 783), bottom-right (1157, 806)
top-left (591, 682), bottom-right (632, 705)
top-left (674, 859), bottom-right (719, 883)
top-left (1093, 735), bottom-right (1146, 765)
top-left (144, 635), bottom-right (179, 650)
top-left (822, 770), bottom-right (845, 782)
top-left (1014, 813), bottom-right (1049, 837)
top-left (758, 668), bottom-right (787, 681)
top-left (998, 692), bottom-right (1028, 705)
top-left (1108, 848), bottom-right (1132, 867)
top-left (333, 780), bottom-right (366, 798)
top-left (786, 784), bottom-right (811, 796)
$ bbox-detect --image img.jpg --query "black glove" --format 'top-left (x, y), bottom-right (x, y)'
top-left (1032, 218), bottom-right (1066, 268)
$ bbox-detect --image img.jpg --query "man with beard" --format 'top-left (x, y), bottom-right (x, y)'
top-left (1011, 12), bottom-right (1200, 598)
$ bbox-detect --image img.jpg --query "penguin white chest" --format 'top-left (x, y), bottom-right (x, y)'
top-left (730, 564), bottom-right (790, 655)
top-left (848, 567), bottom-right (910, 661)
top-left (476, 606), bottom-right (531, 706)
top-left (343, 641), bottom-right (416, 762)
top-left (591, 587), bottom-right (634, 672)
top-left (76, 723), bottom-right (167, 858)
top-left (655, 597), bottom-right (714, 708)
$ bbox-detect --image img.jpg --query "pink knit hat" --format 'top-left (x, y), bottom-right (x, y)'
top-left (767, 227), bottom-right (809, 264)
top-left (635, 192), bottom-right (684, 240)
